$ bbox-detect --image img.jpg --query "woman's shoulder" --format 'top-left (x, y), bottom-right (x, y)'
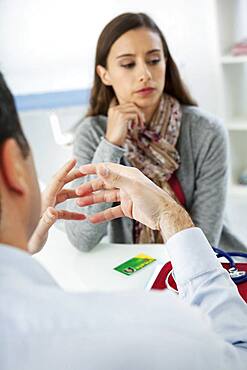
top-left (181, 105), bottom-right (227, 139)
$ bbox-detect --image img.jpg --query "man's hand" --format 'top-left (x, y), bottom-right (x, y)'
top-left (76, 163), bottom-right (194, 242)
top-left (28, 159), bottom-right (86, 254)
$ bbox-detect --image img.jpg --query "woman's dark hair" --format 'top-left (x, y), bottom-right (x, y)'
top-left (87, 12), bottom-right (197, 117)
top-left (0, 72), bottom-right (29, 157)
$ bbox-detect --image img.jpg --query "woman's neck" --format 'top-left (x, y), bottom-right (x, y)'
top-left (143, 97), bottom-right (162, 124)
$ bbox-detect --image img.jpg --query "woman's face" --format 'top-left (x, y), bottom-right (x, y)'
top-left (97, 27), bottom-right (166, 116)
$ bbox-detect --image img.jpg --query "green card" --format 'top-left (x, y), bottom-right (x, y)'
top-left (114, 253), bottom-right (156, 276)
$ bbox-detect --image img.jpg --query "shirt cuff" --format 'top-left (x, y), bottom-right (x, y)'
top-left (101, 137), bottom-right (126, 152)
top-left (166, 228), bottom-right (222, 286)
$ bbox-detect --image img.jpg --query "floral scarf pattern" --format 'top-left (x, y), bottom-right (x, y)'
top-left (124, 94), bottom-right (182, 244)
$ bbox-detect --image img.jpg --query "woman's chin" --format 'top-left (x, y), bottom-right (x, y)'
top-left (134, 95), bottom-right (161, 110)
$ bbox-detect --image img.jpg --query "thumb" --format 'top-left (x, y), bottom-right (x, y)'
top-left (42, 207), bottom-right (58, 227)
top-left (28, 207), bottom-right (58, 254)
top-left (97, 163), bottom-right (128, 190)
top-left (98, 164), bottom-right (110, 178)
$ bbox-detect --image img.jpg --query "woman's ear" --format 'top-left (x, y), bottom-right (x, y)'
top-left (1, 138), bottom-right (28, 195)
top-left (96, 65), bottom-right (112, 86)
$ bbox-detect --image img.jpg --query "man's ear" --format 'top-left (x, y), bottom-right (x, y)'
top-left (0, 138), bottom-right (28, 195)
top-left (96, 65), bottom-right (112, 86)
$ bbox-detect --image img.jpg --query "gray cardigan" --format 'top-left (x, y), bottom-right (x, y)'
top-left (65, 106), bottom-right (246, 252)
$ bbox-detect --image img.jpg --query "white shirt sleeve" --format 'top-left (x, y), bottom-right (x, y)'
top-left (166, 227), bottom-right (247, 349)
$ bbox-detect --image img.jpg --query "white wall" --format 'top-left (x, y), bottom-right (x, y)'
top-left (0, 0), bottom-right (221, 114)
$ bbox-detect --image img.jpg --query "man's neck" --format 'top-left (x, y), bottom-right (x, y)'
top-left (0, 216), bottom-right (29, 253)
top-left (0, 236), bottom-right (28, 253)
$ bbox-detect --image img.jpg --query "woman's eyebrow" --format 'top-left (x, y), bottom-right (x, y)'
top-left (146, 48), bottom-right (161, 55)
top-left (116, 53), bottom-right (135, 59)
top-left (116, 49), bottom-right (161, 59)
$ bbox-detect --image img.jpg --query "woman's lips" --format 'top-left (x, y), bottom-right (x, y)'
top-left (135, 87), bottom-right (156, 96)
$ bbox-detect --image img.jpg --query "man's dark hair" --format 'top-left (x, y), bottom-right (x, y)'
top-left (0, 72), bottom-right (30, 222)
top-left (0, 72), bottom-right (29, 157)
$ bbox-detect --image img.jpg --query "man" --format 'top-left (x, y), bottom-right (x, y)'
top-left (0, 72), bottom-right (246, 370)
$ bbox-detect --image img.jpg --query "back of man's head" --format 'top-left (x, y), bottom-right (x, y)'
top-left (0, 72), bottom-right (29, 157)
top-left (0, 72), bottom-right (40, 248)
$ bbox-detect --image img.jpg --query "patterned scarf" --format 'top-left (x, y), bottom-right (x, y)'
top-left (124, 94), bottom-right (182, 244)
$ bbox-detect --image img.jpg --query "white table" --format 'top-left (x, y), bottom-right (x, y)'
top-left (34, 226), bottom-right (169, 292)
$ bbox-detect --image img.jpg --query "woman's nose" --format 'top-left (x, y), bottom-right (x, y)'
top-left (138, 65), bottom-right (152, 83)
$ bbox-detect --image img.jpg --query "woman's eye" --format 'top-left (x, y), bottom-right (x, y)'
top-left (148, 58), bottom-right (160, 65)
top-left (120, 62), bottom-right (135, 69)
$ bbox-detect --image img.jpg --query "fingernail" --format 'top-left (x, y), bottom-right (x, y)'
top-left (76, 198), bottom-right (83, 206)
top-left (99, 165), bottom-right (110, 177)
top-left (76, 188), bottom-right (82, 195)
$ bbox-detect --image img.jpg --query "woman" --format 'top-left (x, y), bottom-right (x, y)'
top-left (65, 12), bottom-right (245, 252)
